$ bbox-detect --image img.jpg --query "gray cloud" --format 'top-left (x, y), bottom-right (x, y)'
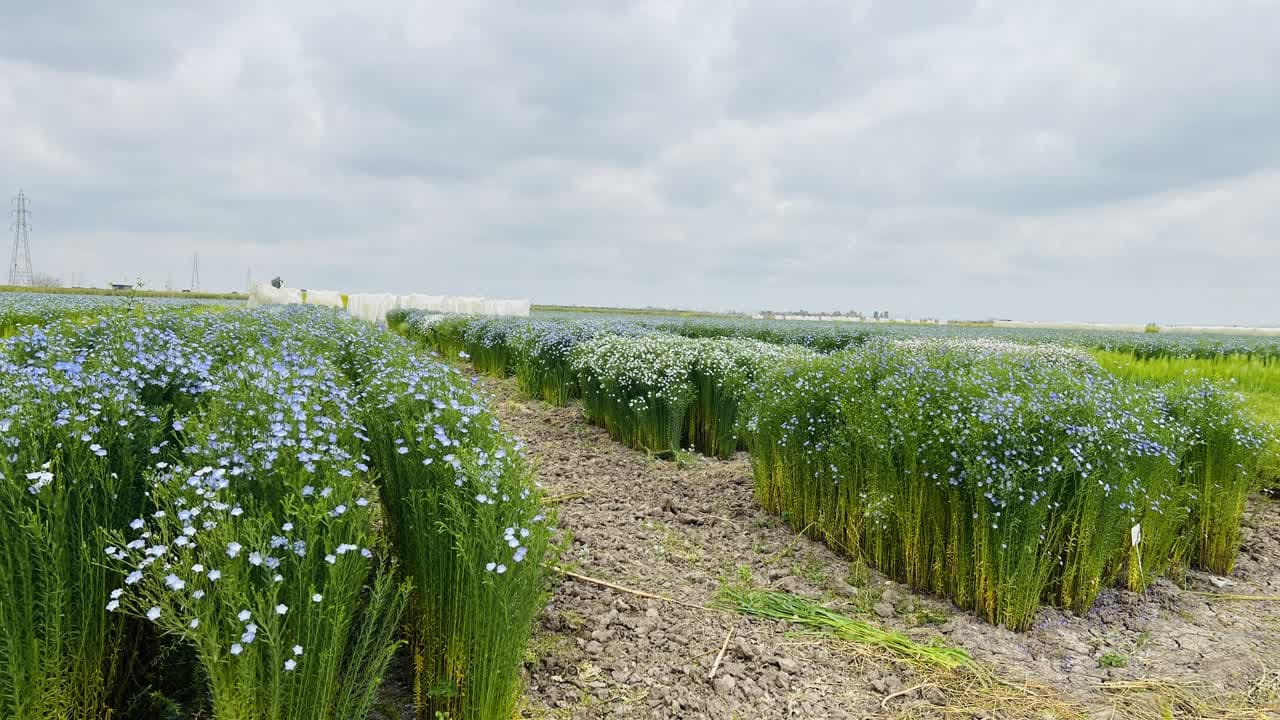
top-left (1, 0), bottom-right (1278, 325)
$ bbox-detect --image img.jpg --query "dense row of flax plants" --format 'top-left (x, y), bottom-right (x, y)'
top-left (1156, 381), bottom-right (1267, 573)
top-left (350, 329), bottom-right (553, 720)
top-left (392, 304), bottom-right (1280, 362)
top-left (0, 305), bottom-right (552, 720)
top-left (394, 311), bottom-right (1274, 625)
top-left (0, 294), bottom-right (121, 337)
top-left (391, 310), bottom-right (639, 407)
top-left (741, 338), bottom-right (1268, 629)
top-left (106, 315), bottom-right (410, 720)
top-left (390, 307), bottom-right (1280, 374)
top-left (570, 333), bottom-right (700, 455)
top-left (1094, 349), bottom-right (1280, 499)
top-left (684, 339), bottom-right (814, 458)
top-left (0, 317), bottom-right (180, 718)
top-left (507, 320), bottom-right (622, 406)
top-left (404, 308), bottom-right (1277, 481)
top-left (569, 334), bottom-right (811, 457)
top-left (390, 311), bottom-right (812, 459)
top-left (1090, 334), bottom-right (1280, 364)
top-left (554, 311), bottom-right (1280, 363)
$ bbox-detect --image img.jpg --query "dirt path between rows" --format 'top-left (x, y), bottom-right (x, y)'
top-left (390, 371), bottom-right (1280, 719)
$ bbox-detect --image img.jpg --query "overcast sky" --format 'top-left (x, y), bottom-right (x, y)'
top-left (2, 2), bottom-right (1278, 324)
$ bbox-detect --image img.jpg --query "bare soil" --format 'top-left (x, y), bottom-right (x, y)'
top-left (383, 372), bottom-right (1280, 719)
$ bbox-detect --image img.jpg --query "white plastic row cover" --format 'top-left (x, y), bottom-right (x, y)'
top-left (247, 283), bottom-right (531, 323)
top-left (247, 283), bottom-right (302, 306)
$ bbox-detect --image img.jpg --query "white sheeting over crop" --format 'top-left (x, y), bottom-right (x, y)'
top-left (249, 284), bottom-right (301, 306)
top-left (247, 283), bottom-right (530, 323)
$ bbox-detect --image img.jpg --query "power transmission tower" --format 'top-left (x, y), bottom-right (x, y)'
top-left (9, 190), bottom-right (33, 286)
top-left (189, 252), bottom-right (200, 291)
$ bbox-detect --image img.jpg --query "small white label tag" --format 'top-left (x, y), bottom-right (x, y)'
top-left (1130, 523), bottom-right (1142, 547)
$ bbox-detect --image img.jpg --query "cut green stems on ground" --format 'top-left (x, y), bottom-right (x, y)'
top-left (718, 587), bottom-right (974, 671)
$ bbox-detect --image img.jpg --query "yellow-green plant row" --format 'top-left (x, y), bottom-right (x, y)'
top-left (0, 305), bottom-right (552, 720)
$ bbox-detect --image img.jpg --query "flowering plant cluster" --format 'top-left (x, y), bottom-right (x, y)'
top-left (743, 338), bottom-right (1268, 629)
top-left (1, 314), bottom-right (192, 718)
top-left (394, 312), bottom-right (1274, 630)
top-left (0, 304), bottom-right (551, 720)
top-left (351, 324), bottom-right (553, 720)
top-left (0, 292), bottom-right (117, 337)
top-left (568, 333), bottom-right (810, 456)
top-left (395, 311), bottom-right (647, 407)
top-left (506, 319), bottom-right (638, 405)
top-left (1163, 378), bottom-right (1271, 572)
top-left (394, 312), bottom-right (811, 458)
top-left (570, 333), bottom-right (704, 453)
top-left (685, 337), bottom-right (814, 458)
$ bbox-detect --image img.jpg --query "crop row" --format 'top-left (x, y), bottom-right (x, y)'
top-left (397, 310), bottom-right (1280, 492)
top-left (392, 307), bottom-right (1280, 365)
top-left (391, 312), bottom-right (807, 458)
top-left (0, 292), bottom-right (244, 338)
top-left (392, 311), bottom-right (1274, 631)
top-left (0, 305), bottom-right (550, 720)
top-left (744, 339), bottom-right (1267, 630)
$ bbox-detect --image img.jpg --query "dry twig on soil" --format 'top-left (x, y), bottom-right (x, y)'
top-left (707, 625), bottom-right (736, 680)
top-left (551, 565), bottom-right (720, 613)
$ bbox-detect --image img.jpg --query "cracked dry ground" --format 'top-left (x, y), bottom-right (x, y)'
top-left (469, 374), bottom-right (1280, 720)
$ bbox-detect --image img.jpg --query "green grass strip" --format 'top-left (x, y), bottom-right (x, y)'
top-left (718, 587), bottom-right (973, 671)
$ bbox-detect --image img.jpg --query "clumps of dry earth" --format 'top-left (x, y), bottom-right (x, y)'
top-left (390, 372), bottom-right (1280, 719)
